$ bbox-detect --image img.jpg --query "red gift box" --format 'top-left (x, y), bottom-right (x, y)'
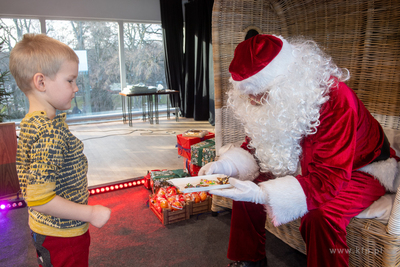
top-left (144, 169), bottom-right (164, 190)
top-left (184, 158), bottom-right (201, 176)
top-left (177, 132), bottom-right (215, 159)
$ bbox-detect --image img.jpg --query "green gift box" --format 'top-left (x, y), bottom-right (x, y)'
top-left (150, 169), bottom-right (190, 194)
top-left (201, 146), bottom-right (216, 166)
top-left (191, 138), bottom-right (216, 167)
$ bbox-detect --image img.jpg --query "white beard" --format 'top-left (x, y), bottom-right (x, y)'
top-left (227, 65), bottom-right (337, 176)
top-left (228, 85), bottom-right (328, 176)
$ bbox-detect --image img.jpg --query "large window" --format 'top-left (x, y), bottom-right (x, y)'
top-left (47, 20), bottom-right (121, 117)
top-left (0, 19), bottom-right (41, 120)
top-left (123, 22), bottom-right (168, 112)
top-left (0, 18), bottom-right (166, 121)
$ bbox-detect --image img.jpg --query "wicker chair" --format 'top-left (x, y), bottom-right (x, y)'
top-left (211, 0), bottom-right (400, 266)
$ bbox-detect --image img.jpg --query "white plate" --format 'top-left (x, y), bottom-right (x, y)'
top-left (167, 174), bottom-right (233, 193)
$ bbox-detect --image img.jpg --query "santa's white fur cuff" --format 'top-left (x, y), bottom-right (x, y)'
top-left (219, 147), bottom-right (259, 181)
top-left (260, 176), bottom-right (308, 226)
top-left (358, 157), bottom-right (399, 193)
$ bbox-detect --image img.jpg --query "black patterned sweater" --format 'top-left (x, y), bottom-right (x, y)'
top-left (16, 111), bottom-right (89, 237)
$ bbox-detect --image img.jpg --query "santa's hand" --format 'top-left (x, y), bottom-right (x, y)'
top-left (198, 159), bottom-right (238, 177)
top-left (209, 178), bottom-right (267, 204)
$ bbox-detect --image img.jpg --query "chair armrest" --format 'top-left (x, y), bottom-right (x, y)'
top-left (386, 184), bottom-right (400, 235)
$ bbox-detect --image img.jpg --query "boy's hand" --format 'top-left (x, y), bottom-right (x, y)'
top-left (90, 205), bottom-right (112, 228)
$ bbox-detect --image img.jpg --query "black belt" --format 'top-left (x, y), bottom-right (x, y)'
top-left (371, 133), bottom-right (390, 163)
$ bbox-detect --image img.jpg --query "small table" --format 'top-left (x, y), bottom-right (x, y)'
top-left (119, 90), bottom-right (179, 126)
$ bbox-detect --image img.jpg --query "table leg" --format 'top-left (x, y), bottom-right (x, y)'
top-left (128, 96), bottom-right (133, 127)
top-left (167, 95), bottom-right (170, 120)
top-left (155, 95), bottom-right (159, 124)
top-left (172, 93), bottom-right (179, 121)
top-left (148, 95), bottom-right (153, 124)
top-left (175, 106), bottom-right (179, 122)
top-left (121, 95), bottom-right (126, 124)
top-left (142, 96), bottom-right (146, 121)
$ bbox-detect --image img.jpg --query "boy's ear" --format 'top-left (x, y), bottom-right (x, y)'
top-left (32, 73), bottom-right (46, 92)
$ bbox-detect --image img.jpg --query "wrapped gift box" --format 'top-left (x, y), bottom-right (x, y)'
top-left (150, 169), bottom-right (190, 194)
top-left (191, 138), bottom-right (216, 167)
top-left (143, 169), bottom-right (163, 190)
top-left (177, 131), bottom-right (215, 160)
top-left (184, 158), bottom-right (201, 176)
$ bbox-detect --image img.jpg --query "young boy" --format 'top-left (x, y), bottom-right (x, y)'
top-left (9, 33), bottom-right (111, 267)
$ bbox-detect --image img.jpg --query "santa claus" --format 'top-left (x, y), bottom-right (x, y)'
top-left (199, 34), bottom-right (400, 267)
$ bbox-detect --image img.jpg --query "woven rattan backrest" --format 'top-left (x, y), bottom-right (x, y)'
top-left (212, 0), bottom-right (400, 154)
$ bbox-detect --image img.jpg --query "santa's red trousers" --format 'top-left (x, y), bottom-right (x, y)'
top-left (227, 171), bottom-right (386, 267)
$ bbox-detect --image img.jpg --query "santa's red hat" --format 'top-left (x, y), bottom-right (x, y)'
top-left (229, 34), bottom-right (295, 95)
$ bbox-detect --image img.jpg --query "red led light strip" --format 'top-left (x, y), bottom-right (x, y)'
top-left (0, 199), bottom-right (27, 211)
top-left (88, 177), bottom-right (146, 196)
top-left (0, 178), bottom-right (146, 210)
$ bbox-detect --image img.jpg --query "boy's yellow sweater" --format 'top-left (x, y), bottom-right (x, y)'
top-left (17, 111), bottom-right (89, 237)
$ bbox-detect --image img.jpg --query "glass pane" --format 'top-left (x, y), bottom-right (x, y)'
top-left (123, 23), bottom-right (167, 113)
top-left (0, 18), bottom-right (41, 121)
top-left (46, 20), bottom-right (120, 118)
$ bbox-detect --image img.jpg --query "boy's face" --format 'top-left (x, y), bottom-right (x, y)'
top-left (45, 60), bottom-right (79, 111)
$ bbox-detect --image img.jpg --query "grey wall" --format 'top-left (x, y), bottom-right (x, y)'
top-left (0, 0), bottom-right (161, 22)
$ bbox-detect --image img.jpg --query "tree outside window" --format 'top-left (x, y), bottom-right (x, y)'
top-left (0, 18), bottom-right (41, 120)
top-left (0, 18), bottom-right (166, 121)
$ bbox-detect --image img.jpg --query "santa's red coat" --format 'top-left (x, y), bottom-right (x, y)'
top-left (223, 81), bottom-right (399, 266)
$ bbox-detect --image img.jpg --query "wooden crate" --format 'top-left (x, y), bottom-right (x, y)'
top-left (211, 195), bottom-right (233, 212)
top-left (149, 196), bottom-right (190, 225)
top-left (187, 195), bottom-right (212, 216)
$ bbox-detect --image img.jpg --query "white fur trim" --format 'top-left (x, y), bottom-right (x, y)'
top-left (219, 141), bottom-right (243, 155)
top-left (230, 35), bottom-right (295, 95)
top-left (358, 158), bottom-right (399, 193)
top-left (355, 193), bottom-right (395, 223)
top-left (260, 176), bottom-right (308, 226)
top-left (219, 147), bottom-right (259, 181)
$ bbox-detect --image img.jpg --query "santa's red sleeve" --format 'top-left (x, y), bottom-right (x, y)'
top-left (258, 82), bottom-right (397, 226)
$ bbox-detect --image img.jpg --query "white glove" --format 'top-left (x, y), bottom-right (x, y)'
top-left (198, 158), bottom-right (238, 177)
top-left (209, 178), bottom-right (267, 204)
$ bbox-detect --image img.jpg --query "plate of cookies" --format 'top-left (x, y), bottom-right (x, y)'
top-left (167, 174), bottom-right (232, 193)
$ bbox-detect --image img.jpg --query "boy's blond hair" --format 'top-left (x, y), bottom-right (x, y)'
top-left (9, 33), bottom-right (79, 92)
